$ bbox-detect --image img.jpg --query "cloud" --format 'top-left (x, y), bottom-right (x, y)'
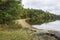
top-left (22, 0), bottom-right (60, 15)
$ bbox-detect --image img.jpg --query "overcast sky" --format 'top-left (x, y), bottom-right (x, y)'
top-left (22, 0), bottom-right (60, 15)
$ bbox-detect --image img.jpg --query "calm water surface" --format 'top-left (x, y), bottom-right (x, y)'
top-left (32, 20), bottom-right (60, 31)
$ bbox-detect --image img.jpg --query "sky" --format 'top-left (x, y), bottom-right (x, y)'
top-left (22, 0), bottom-right (60, 15)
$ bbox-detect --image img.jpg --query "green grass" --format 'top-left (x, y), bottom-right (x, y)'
top-left (0, 29), bottom-right (34, 40)
top-left (0, 24), bottom-right (34, 40)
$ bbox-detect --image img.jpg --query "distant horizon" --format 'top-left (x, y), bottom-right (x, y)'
top-left (22, 0), bottom-right (60, 15)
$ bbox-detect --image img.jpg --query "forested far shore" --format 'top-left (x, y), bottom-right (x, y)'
top-left (0, 0), bottom-right (60, 25)
top-left (20, 8), bottom-right (60, 25)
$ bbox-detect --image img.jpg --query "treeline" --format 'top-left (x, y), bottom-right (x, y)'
top-left (55, 15), bottom-right (60, 20)
top-left (0, 0), bottom-right (60, 25)
top-left (0, 0), bottom-right (22, 24)
top-left (20, 9), bottom-right (59, 25)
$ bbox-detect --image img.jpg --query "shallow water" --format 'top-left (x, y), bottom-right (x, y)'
top-left (32, 20), bottom-right (60, 31)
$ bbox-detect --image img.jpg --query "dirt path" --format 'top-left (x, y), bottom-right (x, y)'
top-left (15, 19), bottom-right (59, 40)
top-left (16, 19), bottom-right (32, 28)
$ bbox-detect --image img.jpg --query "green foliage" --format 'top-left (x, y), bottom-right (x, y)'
top-left (0, 0), bottom-right (22, 24)
top-left (21, 9), bottom-right (57, 25)
top-left (0, 24), bottom-right (22, 30)
top-left (0, 29), bottom-right (33, 40)
top-left (0, 0), bottom-right (59, 24)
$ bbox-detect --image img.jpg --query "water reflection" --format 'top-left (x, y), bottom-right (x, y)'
top-left (32, 20), bottom-right (60, 31)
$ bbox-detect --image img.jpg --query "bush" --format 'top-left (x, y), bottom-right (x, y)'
top-left (0, 0), bottom-right (22, 24)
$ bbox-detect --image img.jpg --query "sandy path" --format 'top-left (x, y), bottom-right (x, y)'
top-left (16, 19), bottom-right (32, 28)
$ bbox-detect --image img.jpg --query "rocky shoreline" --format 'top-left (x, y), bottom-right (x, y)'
top-left (33, 29), bottom-right (60, 40)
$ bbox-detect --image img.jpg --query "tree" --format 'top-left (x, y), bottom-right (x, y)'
top-left (25, 9), bottom-right (58, 25)
top-left (0, 0), bottom-right (22, 24)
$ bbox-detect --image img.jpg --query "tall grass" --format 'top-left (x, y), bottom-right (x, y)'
top-left (0, 24), bottom-right (34, 40)
top-left (0, 29), bottom-right (34, 40)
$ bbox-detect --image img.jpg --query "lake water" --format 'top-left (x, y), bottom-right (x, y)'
top-left (32, 20), bottom-right (60, 31)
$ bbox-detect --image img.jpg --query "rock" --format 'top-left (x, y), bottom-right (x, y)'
top-left (33, 33), bottom-right (58, 40)
top-left (33, 30), bottom-right (59, 40)
top-left (34, 29), bottom-right (49, 35)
